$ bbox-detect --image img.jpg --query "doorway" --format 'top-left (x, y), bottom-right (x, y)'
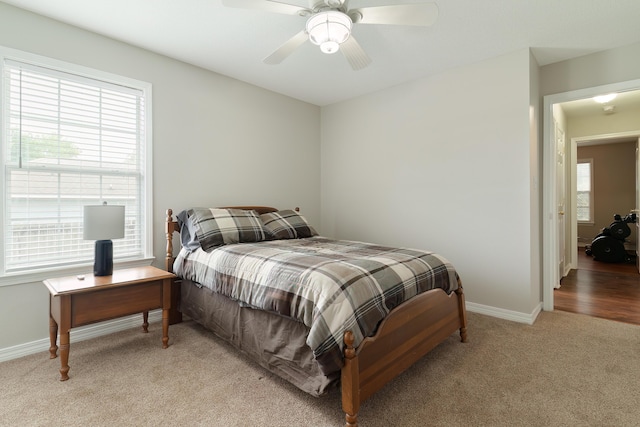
top-left (542, 79), bottom-right (640, 312)
top-left (572, 135), bottom-right (639, 262)
top-left (554, 134), bottom-right (640, 325)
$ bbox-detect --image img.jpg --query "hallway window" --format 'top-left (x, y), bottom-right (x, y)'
top-left (577, 159), bottom-right (593, 223)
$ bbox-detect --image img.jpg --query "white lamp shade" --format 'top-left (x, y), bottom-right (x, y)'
top-left (83, 205), bottom-right (125, 241)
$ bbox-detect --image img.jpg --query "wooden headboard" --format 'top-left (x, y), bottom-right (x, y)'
top-left (165, 206), bottom-right (290, 272)
top-left (165, 205), bottom-right (296, 325)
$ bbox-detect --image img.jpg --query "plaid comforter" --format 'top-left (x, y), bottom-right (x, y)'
top-left (173, 237), bottom-right (459, 375)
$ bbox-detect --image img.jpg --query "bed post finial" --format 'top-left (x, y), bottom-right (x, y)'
top-left (166, 209), bottom-right (174, 272)
top-left (342, 330), bottom-right (359, 427)
top-left (165, 208), bottom-right (182, 325)
top-left (455, 279), bottom-right (468, 343)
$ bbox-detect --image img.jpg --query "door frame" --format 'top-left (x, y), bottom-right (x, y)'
top-left (542, 78), bottom-right (640, 311)
top-left (555, 121), bottom-right (566, 280)
top-left (570, 131), bottom-right (640, 272)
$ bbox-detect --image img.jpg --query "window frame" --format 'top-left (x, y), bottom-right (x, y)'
top-left (0, 46), bottom-right (154, 286)
top-left (576, 158), bottom-right (594, 225)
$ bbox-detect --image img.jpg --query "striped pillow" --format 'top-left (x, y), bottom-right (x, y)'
top-left (260, 210), bottom-right (318, 240)
top-left (191, 208), bottom-right (266, 251)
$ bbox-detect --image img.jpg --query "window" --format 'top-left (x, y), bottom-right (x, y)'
top-left (1, 47), bottom-right (152, 276)
top-left (576, 159), bottom-right (593, 223)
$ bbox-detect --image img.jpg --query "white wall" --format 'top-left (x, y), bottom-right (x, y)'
top-left (321, 49), bottom-right (541, 318)
top-left (0, 3), bottom-right (321, 350)
top-left (541, 42), bottom-right (640, 97)
top-left (528, 51), bottom-right (542, 309)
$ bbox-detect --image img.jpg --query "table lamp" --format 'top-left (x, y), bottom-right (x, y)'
top-left (83, 203), bottom-right (125, 276)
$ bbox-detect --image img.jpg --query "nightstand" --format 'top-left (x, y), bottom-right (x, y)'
top-left (44, 266), bottom-right (176, 381)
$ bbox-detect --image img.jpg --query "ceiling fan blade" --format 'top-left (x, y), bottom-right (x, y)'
top-left (222, 0), bottom-right (309, 16)
top-left (264, 30), bottom-right (309, 65)
top-left (340, 36), bottom-right (372, 71)
top-left (350, 3), bottom-right (439, 26)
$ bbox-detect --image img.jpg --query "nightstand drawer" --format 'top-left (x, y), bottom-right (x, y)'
top-left (71, 281), bottom-right (163, 327)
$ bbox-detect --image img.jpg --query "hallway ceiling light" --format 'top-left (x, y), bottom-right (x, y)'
top-left (593, 93), bottom-right (617, 103)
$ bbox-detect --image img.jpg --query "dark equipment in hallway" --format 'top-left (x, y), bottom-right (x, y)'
top-left (585, 213), bottom-right (637, 263)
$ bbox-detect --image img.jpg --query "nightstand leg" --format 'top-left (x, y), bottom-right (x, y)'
top-left (142, 311), bottom-right (149, 333)
top-left (59, 329), bottom-right (70, 381)
top-left (49, 316), bottom-right (58, 359)
top-left (58, 294), bottom-right (71, 381)
top-left (162, 278), bottom-right (171, 349)
top-left (162, 309), bottom-right (169, 349)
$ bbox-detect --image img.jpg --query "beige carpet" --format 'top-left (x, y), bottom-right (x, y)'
top-left (1, 311), bottom-right (640, 427)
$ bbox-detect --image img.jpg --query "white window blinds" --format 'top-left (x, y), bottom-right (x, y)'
top-left (2, 57), bottom-right (149, 273)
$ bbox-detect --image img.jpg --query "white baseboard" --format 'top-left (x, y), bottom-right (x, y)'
top-left (466, 301), bottom-right (542, 325)
top-left (2, 303), bottom-right (544, 363)
top-left (0, 310), bottom-right (162, 363)
top-left (563, 264), bottom-right (573, 277)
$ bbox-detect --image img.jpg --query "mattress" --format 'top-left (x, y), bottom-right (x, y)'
top-left (173, 237), bottom-right (459, 375)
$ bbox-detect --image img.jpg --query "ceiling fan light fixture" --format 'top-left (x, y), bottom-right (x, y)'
top-left (320, 40), bottom-right (340, 54)
top-left (306, 11), bottom-right (352, 54)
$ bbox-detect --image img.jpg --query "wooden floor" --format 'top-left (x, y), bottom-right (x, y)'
top-left (555, 249), bottom-right (640, 325)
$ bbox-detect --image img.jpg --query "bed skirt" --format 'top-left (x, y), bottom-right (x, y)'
top-left (180, 280), bottom-right (339, 397)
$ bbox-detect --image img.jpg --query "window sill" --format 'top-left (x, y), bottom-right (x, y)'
top-left (0, 257), bottom-right (155, 288)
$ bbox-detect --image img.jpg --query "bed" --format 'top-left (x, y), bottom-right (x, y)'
top-left (165, 206), bottom-right (467, 427)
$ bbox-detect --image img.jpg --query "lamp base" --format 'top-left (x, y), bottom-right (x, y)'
top-left (94, 240), bottom-right (113, 276)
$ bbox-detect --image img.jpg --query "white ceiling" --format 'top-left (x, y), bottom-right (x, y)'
top-left (561, 89), bottom-right (640, 119)
top-left (3, 0), bottom-right (640, 106)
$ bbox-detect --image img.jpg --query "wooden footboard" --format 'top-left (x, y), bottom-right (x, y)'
top-left (341, 283), bottom-right (467, 427)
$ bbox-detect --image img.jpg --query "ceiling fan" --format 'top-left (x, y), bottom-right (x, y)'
top-left (221, 0), bottom-right (439, 70)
